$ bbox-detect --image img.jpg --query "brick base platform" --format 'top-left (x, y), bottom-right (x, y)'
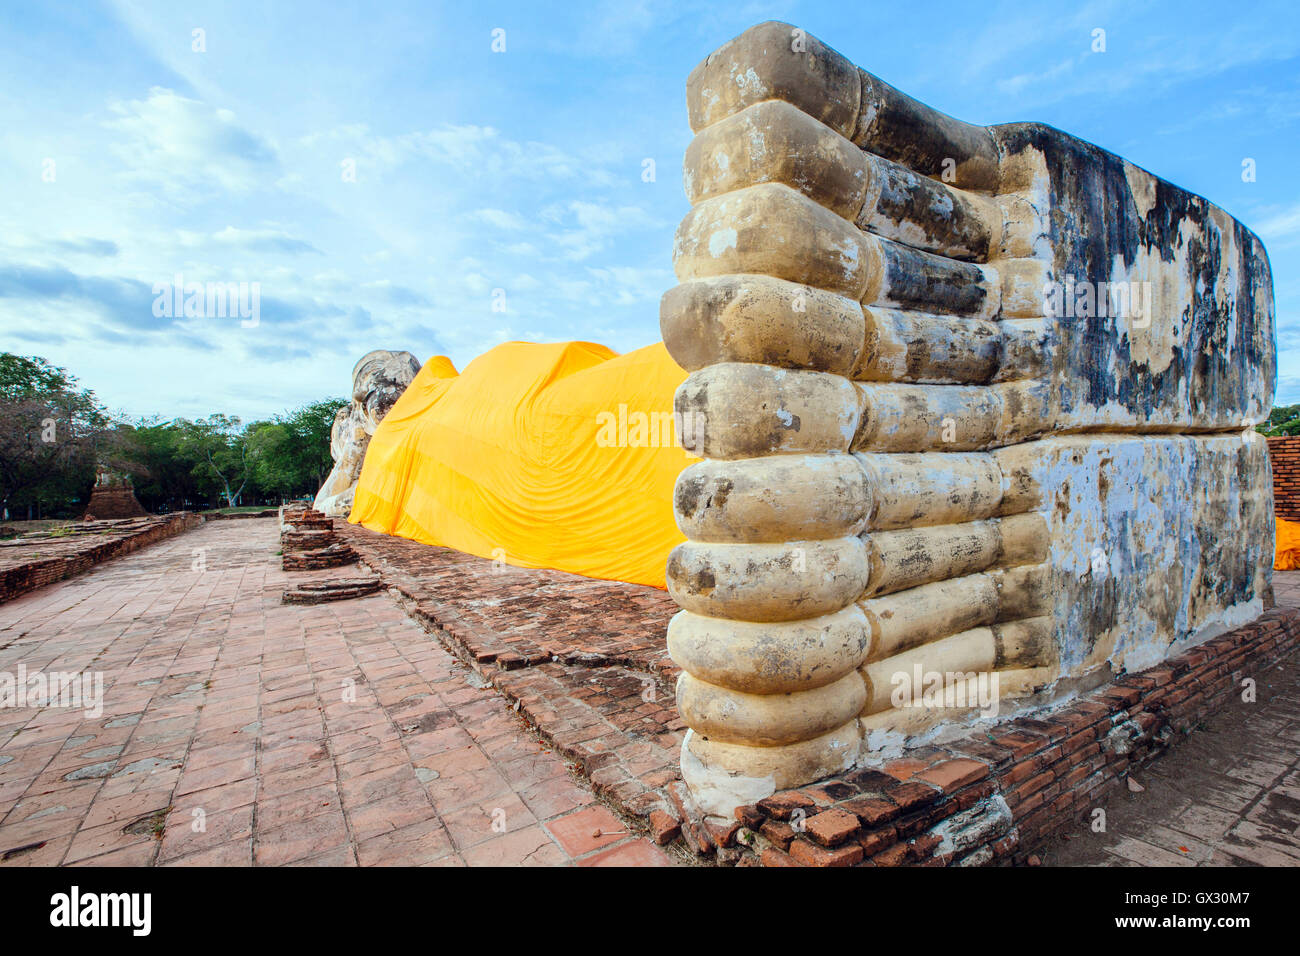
top-left (281, 577), bottom-right (382, 604)
top-left (725, 608), bottom-right (1300, 867)
top-left (0, 514), bottom-right (202, 605)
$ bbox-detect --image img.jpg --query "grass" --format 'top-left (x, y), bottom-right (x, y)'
top-left (0, 519), bottom-right (75, 534)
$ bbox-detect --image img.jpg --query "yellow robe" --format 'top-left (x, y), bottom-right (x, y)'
top-left (349, 340), bottom-right (693, 588)
top-left (1275, 517), bottom-right (1300, 570)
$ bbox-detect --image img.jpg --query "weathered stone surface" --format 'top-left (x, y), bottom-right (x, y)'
top-left (992, 125), bottom-right (1274, 431)
top-left (313, 350), bottom-right (421, 517)
top-left (675, 362), bottom-right (860, 460)
top-left (661, 275), bottom-right (864, 375)
top-left (674, 183), bottom-right (874, 298)
top-left (684, 99), bottom-right (869, 219)
top-left (667, 537), bottom-right (869, 623)
top-left (674, 453), bottom-right (869, 543)
top-left (665, 19), bottom-right (1276, 816)
top-left (1027, 434), bottom-right (1272, 677)
top-left (855, 309), bottom-right (1002, 385)
top-left (686, 20), bottom-right (860, 138)
top-left (677, 670), bottom-right (867, 747)
top-left (667, 605), bottom-right (871, 695)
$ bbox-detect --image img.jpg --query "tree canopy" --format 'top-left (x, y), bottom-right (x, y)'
top-left (0, 352), bottom-right (344, 519)
top-left (1259, 404), bottom-right (1300, 436)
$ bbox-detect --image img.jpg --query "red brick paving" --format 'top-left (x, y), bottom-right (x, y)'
top-left (0, 519), bottom-right (676, 866)
top-left (336, 521), bottom-right (686, 825)
top-left (1042, 574), bottom-right (1300, 867)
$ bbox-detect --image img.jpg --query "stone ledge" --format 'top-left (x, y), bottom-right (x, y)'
top-left (201, 508), bottom-right (279, 520)
top-left (281, 576), bottom-right (382, 604)
top-left (723, 607), bottom-right (1300, 866)
top-left (0, 513), bottom-right (203, 605)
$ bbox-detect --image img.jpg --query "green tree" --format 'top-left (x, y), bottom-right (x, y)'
top-left (284, 399), bottom-right (346, 492)
top-left (0, 353), bottom-right (108, 519)
top-left (1259, 405), bottom-right (1300, 436)
top-left (121, 418), bottom-right (202, 512)
top-left (3, 352), bottom-right (347, 515)
top-left (0, 354), bottom-right (71, 400)
top-left (178, 415), bottom-right (251, 508)
top-left (246, 422), bottom-right (297, 499)
top-left (240, 400), bottom-right (344, 502)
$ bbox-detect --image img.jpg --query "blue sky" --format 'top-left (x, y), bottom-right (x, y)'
top-left (1, 0), bottom-right (1298, 421)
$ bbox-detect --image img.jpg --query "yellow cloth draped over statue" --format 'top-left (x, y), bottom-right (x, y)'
top-left (1276, 517), bottom-right (1300, 570)
top-left (348, 340), bottom-right (693, 588)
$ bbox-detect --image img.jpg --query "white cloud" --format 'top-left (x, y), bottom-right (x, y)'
top-left (212, 226), bottom-right (322, 255)
top-left (1255, 204), bottom-right (1300, 245)
top-left (301, 123), bottom-right (594, 184)
top-left (583, 265), bottom-right (674, 306)
top-left (475, 208), bottom-right (532, 232)
top-left (105, 87), bottom-right (277, 195)
top-left (987, 19), bottom-right (1300, 109)
top-left (544, 201), bottom-right (660, 261)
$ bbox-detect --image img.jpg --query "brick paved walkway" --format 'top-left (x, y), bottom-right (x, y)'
top-left (1043, 573), bottom-right (1300, 866)
top-left (0, 519), bottom-right (675, 866)
top-left (336, 522), bottom-right (686, 825)
top-left (3, 514), bottom-right (1298, 867)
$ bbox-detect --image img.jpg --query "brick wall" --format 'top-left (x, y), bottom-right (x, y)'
top-left (1267, 436), bottom-right (1300, 520)
top-left (0, 514), bottom-right (202, 605)
top-left (81, 485), bottom-right (148, 519)
top-left (722, 608), bottom-right (1300, 866)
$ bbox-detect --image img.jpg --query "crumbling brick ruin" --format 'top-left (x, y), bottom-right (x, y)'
top-left (81, 469), bottom-right (148, 519)
top-left (279, 504), bottom-right (357, 571)
top-left (661, 21), bottom-right (1276, 815)
top-left (0, 514), bottom-right (200, 605)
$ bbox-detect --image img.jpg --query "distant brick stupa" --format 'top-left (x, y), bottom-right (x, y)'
top-left (82, 467), bottom-right (148, 520)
